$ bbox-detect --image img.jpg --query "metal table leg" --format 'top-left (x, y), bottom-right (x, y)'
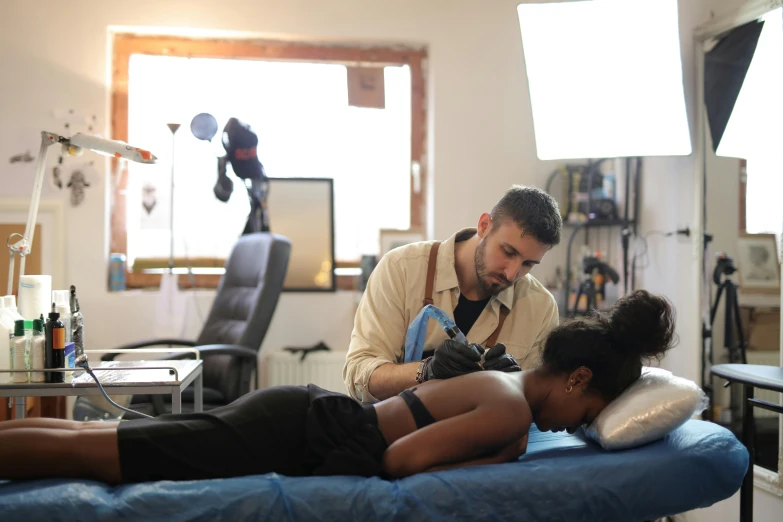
top-left (14, 397), bottom-right (25, 419)
top-left (194, 371), bottom-right (203, 413)
top-left (172, 387), bottom-right (182, 414)
top-left (740, 384), bottom-right (755, 522)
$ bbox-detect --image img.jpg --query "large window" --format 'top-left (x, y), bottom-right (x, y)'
top-left (744, 157), bottom-right (783, 236)
top-left (111, 35), bottom-right (427, 289)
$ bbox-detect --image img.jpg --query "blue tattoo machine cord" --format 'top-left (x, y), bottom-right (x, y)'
top-left (74, 354), bottom-right (153, 419)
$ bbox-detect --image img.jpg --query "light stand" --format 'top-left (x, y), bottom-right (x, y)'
top-left (6, 131), bottom-right (157, 295)
top-left (166, 123), bottom-right (181, 273)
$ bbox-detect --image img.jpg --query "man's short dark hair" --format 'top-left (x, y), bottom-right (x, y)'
top-left (489, 185), bottom-right (562, 247)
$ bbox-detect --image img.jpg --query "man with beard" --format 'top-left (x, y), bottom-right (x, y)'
top-left (344, 186), bottom-right (563, 402)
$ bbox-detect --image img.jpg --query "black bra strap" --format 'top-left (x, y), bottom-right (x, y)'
top-left (399, 389), bottom-right (437, 429)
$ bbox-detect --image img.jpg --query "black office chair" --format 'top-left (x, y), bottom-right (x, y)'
top-left (102, 233), bottom-right (291, 417)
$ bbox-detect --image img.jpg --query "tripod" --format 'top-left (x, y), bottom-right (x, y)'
top-left (702, 254), bottom-right (748, 422)
top-left (570, 256), bottom-right (619, 317)
top-left (571, 276), bottom-right (600, 317)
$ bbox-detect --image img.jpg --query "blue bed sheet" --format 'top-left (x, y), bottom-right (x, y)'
top-left (0, 420), bottom-right (747, 522)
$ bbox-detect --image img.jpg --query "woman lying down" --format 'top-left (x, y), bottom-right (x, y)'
top-left (0, 290), bottom-right (675, 483)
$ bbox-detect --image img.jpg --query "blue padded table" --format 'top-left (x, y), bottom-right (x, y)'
top-left (0, 419), bottom-right (747, 522)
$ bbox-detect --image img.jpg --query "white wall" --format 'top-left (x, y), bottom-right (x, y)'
top-left (1, 0), bottom-right (780, 517)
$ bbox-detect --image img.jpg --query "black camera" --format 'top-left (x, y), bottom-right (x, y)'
top-left (582, 256), bottom-right (620, 284)
top-left (713, 253), bottom-right (737, 286)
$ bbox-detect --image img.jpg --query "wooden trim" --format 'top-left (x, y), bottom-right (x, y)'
top-left (110, 41), bottom-right (131, 257)
top-left (336, 274), bottom-right (360, 291)
top-left (126, 272), bottom-right (222, 290)
top-left (126, 271), bottom-right (360, 292)
top-left (132, 257), bottom-right (226, 272)
top-left (409, 54), bottom-right (427, 230)
top-left (335, 260), bottom-right (361, 269)
top-left (112, 34), bottom-right (426, 66)
top-left (111, 33), bottom-right (428, 289)
top-left (739, 159), bottom-right (747, 233)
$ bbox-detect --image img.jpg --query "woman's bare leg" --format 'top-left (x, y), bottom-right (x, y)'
top-left (0, 418), bottom-right (118, 432)
top-left (0, 419), bottom-right (122, 484)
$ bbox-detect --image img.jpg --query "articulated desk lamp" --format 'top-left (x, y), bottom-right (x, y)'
top-left (4, 132), bottom-right (159, 418)
top-left (6, 131), bottom-right (157, 295)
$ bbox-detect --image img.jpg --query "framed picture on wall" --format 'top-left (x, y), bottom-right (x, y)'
top-left (379, 229), bottom-right (425, 258)
top-left (737, 233), bottom-right (780, 294)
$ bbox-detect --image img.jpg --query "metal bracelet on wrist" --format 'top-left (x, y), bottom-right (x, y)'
top-left (416, 356), bottom-right (432, 384)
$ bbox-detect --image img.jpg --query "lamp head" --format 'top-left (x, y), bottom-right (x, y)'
top-left (66, 133), bottom-right (157, 164)
top-left (64, 144), bottom-right (84, 157)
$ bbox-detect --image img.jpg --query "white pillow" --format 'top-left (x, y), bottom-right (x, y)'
top-left (584, 367), bottom-right (709, 450)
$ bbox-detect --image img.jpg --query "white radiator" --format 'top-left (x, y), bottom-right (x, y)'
top-left (746, 350), bottom-right (782, 418)
top-left (260, 350), bottom-right (348, 394)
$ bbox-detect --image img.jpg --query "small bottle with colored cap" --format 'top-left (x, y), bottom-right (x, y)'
top-left (45, 304), bottom-right (66, 383)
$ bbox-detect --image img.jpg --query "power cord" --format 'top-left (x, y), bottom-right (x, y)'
top-left (633, 227), bottom-right (691, 269)
top-left (75, 355), bottom-right (153, 419)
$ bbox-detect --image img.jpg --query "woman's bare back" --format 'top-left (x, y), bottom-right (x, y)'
top-left (373, 371), bottom-right (528, 446)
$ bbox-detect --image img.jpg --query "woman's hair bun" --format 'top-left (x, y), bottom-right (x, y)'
top-left (609, 289), bottom-right (677, 360)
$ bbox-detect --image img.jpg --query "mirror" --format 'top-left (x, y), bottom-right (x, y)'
top-left (265, 177), bottom-right (335, 291)
top-left (696, 4), bottom-right (782, 492)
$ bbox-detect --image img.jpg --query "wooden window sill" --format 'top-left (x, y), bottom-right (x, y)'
top-left (121, 272), bottom-right (360, 291)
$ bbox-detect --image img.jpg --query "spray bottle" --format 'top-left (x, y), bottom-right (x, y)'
top-left (53, 290), bottom-right (72, 344)
top-left (70, 285), bottom-right (84, 358)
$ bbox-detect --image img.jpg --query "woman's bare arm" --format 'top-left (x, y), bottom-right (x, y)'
top-left (425, 433), bottom-right (529, 472)
top-left (382, 401), bottom-right (530, 478)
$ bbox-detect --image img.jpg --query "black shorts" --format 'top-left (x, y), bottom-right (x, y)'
top-left (117, 385), bottom-right (387, 483)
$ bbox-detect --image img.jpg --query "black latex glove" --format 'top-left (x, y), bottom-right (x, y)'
top-left (483, 343), bottom-right (522, 373)
top-left (423, 339), bottom-right (483, 381)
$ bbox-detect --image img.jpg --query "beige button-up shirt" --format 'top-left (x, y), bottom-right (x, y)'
top-left (343, 228), bottom-right (560, 403)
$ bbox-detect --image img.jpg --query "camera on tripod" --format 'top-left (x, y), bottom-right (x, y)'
top-left (582, 256), bottom-right (620, 283)
top-left (713, 253), bottom-right (737, 286)
top-left (570, 255), bottom-right (620, 317)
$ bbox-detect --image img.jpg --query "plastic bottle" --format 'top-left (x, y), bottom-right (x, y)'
top-left (0, 299), bottom-right (25, 384)
top-left (11, 320), bottom-right (29, 383)
top-left (0, 305), bottom-right (13, 385)
top-left (70, 285), bottom-right (84, 358)
top-left (30, 319), bottom-right (46, 383)
top-left (1, 296), bottom-right (24, 323)
top-left (53, 290), bottom-right (72, 344)
top-left (45, 304), bottom-right (66, 383)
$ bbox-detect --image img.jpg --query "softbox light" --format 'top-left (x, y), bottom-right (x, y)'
top-left (708, 9), bottom-right (783, 159)
top-left (518, 0), bottom-right (692, 160)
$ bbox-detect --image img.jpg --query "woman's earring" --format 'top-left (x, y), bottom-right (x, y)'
top-left (565, 385), bottom-right (573, 394)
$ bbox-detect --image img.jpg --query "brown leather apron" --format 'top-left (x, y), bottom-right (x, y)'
top-left (422, 241), bottom-right (509, 347)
